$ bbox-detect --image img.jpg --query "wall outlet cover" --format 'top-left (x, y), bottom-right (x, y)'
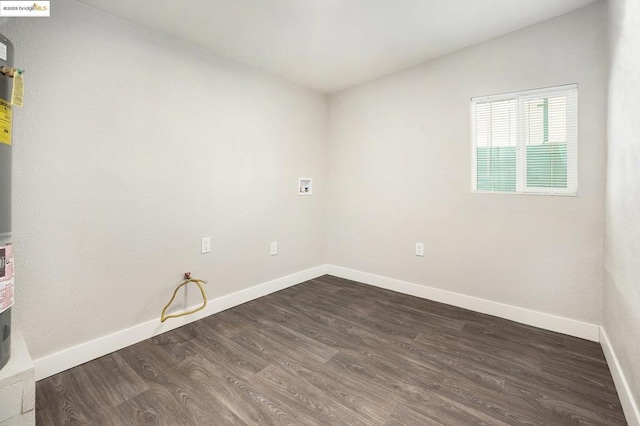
top-left (201, 237), bottom-right (211, 254)
top-left (298, 177), bottom-right (313, 195)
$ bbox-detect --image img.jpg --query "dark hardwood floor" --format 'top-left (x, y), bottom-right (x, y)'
top-left (36, 275), bottom-right (627, 425)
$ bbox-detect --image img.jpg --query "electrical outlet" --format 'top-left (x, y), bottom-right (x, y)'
top-left (201, 237), bottom-right (211, 254)
top-left (270, 242), bottom-right (278, 256)
top-left (415, 242), bottom-right (424, 257)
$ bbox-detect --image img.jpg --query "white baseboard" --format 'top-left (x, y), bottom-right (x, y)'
top-left (34, 264), bottom-right (603, 381)
top-left (34, 265), bottom-right (328, 381)
top-left (326, 265), bottom-right (600, 342)
top-left (600, 328), bottom-right (640, 426)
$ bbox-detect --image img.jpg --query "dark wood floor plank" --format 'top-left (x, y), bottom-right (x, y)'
top-left (118, 339), bottom-right (248, 425)
top-left (273, 357), bottom-right (396, 424)
top-left (413, 328), bottom-right (625, 418)
top-left (228, 322), bottom-right (398, 423)
top-left (241, 330), bottom-right (396, 423)
top-left (268, 299), bottom-right (422, 363)
top-left (504, 379), bottom-right (626, 425)
top-left (292, 291), bottom-right (419, 342)
top-left (540, 356), bottom-right (619, 395)
top-left (327, 349), bottom-right (442, 401)
top-left (175, 320), bottom-right (271, 377)
top-left (368, 302), bottom-right (466, 334)
top-left (138, 334), bottom-right (314, 426)
top-left (77, 352), bottom-right (150, 407)
top-left (141, 327), bottom-right (329, 425)
top-left (303, 280), bottom-right (380, 315)
top-left (35, 360), bottom-right (125, 425)
top-left (36, 274), bottom-right (627, 425)
top-left (327, 349), bottom-right (524, 426)
top-left (254, 364), bottom-right (376, 426)
top-left (220, 306), bottom-right (341, 363)
top-left (463, 320), bottom-right (597, 363)
top-left (109, 386), bottom-right (234, 426)
top-left (412, 330), bottom-right (541, 387)
top-left (197, 306), bottom-right (256, 338)
top-left (417, 321), bottom-right (542, 363)
top-left (384, 404), bottom-right (448, 426)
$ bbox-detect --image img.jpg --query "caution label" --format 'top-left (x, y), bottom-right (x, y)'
top-left (11, 73), bottom-right (23, 107)
top-left (0, 99), bottom-right (11, 145)
top-left (0, 243), bottom-right (14, 314)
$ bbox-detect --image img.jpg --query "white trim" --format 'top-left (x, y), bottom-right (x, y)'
top-left (34, 264), bottom-right (604, 382)
top-left (326, 265), bottom-right (600, 342)
top-left (600, 328), bottom-right (640, 426)
top-left (33, 265), bottom-right (328, 381)
top-left (471, 83), bottom-right (578, 104)
top-left (470, 99), bottom-right (478, 192)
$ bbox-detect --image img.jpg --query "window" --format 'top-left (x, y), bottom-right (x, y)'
top-left (471, 84), bottom-right (578, 195)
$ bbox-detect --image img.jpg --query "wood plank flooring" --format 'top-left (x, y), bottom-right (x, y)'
top-left (36, 275), bottom-right (627, 425)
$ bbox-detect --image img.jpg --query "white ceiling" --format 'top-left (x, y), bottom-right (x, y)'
top-left (76, 0), bottom-right (597, 93)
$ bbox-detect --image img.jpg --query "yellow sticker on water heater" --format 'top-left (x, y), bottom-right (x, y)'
top-left (0, 99), bottom-right (11, 145)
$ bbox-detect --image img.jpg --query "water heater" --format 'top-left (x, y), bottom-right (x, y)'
top-left (0, 32), bottom-right (14, 370)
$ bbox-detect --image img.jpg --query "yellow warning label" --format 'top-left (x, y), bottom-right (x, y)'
top-left (0, 99), bottom-right (11, 146)
top-left (11, 73), bottom-right (23, 107)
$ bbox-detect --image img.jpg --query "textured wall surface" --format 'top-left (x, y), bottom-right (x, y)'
top-left (604, 0), bottom-right (640, 408)
top-left (0, 0), bottom-right (616, 370)
top-left (327, 2), bottom-right (608, 324)
top-left (0, 0), bottom-right (327, 359)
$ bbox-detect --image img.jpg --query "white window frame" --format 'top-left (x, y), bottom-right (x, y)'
top-left (471, 84), bottom-right (578, 196)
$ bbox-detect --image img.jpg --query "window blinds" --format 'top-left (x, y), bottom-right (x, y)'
top-left (471, 84), bottom-right (578, 195)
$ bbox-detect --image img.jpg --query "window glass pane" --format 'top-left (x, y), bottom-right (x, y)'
top-left (523, 96), bottom-right (568, 188)
top-left (475, 99), bottom-right (517, 191)
top-left (477, 146), bottom-right (516, 191)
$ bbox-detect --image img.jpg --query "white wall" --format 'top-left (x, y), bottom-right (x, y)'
top-left (605, 0), bottom-right (640, 410)
top-left (0, 0), bottom-right (327, 360)
top-left (327, 2), bottom-right (608, 325)
top-left (0, 0), bottom-right (616, 376)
